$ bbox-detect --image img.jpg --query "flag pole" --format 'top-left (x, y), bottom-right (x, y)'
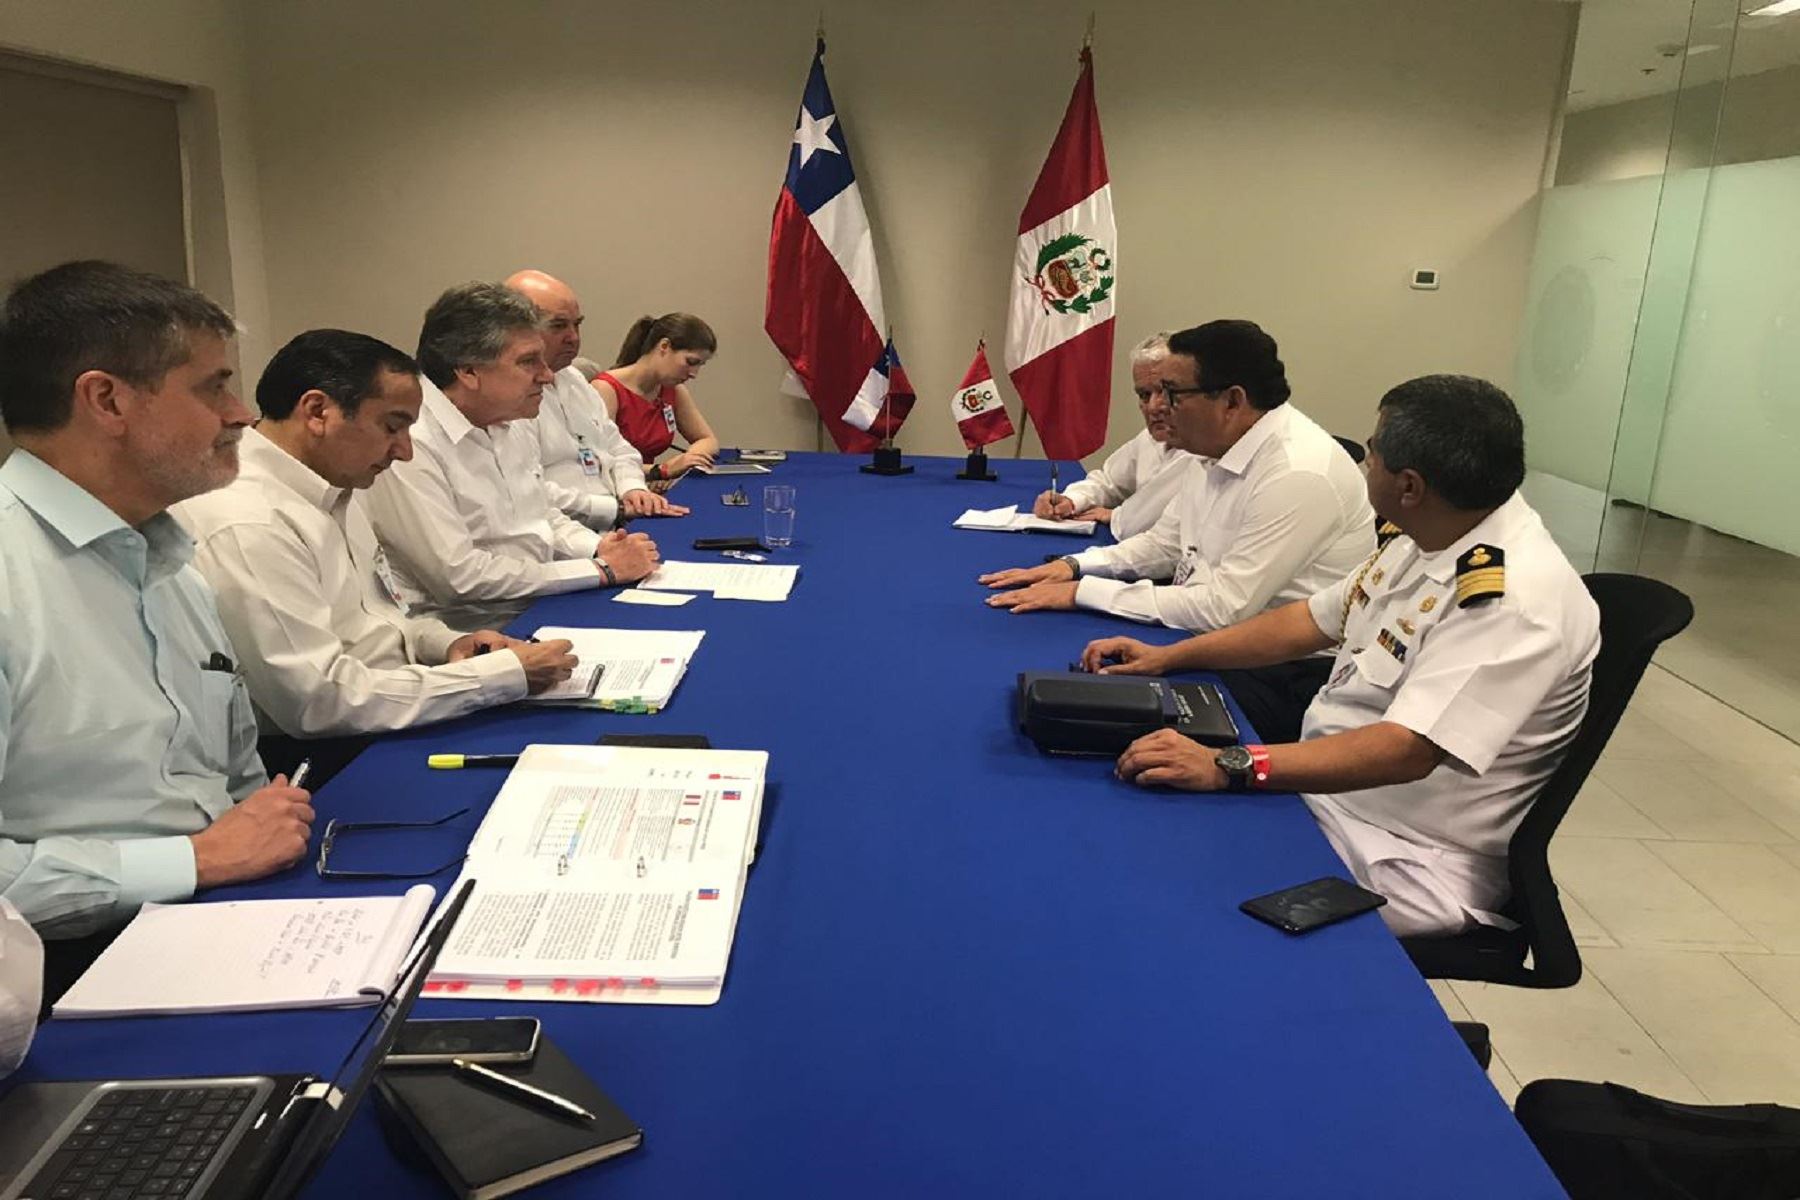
top-left (1011, 410), bottom-right (1032, 458)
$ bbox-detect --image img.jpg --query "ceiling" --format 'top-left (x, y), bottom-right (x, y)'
top-left (1567, 0), bottom-right (1800, 111)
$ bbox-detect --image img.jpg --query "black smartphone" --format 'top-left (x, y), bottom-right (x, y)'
top-left (1240, 876), bottom-right (1388, 934)
top-left (692, 537), bottom-right (769, 552)
top-left (385, 1017), bottom-right (542, 1066)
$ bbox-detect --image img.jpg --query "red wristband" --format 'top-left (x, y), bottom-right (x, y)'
top-left (1247, 745), bottom-right (1272, 789)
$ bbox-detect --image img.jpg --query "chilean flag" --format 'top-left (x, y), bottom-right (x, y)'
top-left (844, 337), bottom-right (917, 442)
top-left (1005, 47), bottom-right (1116, 462)
top-left (765, 39), bottom-right (886, 454)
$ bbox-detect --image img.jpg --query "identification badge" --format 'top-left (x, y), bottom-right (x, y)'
top-left (1172, 546), bottom-right (1198, 586)
top-left (372, 546), bottom-right (410, 616)
top-left (576, 445), bottom-right (602, 476)
top-left (662, 402), bottom-right (678, 434)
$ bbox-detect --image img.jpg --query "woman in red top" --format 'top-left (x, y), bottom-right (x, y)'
top-left (591, 313), bottom-right (721, 489)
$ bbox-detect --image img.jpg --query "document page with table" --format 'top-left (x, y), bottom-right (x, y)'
top-left (427, 744), bottom-right (767, 1006)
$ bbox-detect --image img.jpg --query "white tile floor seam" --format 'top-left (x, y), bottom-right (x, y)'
top-left (1429, 664), bottom-right (1800, 1110)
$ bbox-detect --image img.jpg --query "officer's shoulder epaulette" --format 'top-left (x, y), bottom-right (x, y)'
top-left (1455, 544), bottom-right (1505, 607)
top-left (1375, 520), bottom-right (1403, 548)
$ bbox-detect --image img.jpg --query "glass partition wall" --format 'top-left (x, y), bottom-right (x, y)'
top-left (1516, 0), bottom-right (1800, 741)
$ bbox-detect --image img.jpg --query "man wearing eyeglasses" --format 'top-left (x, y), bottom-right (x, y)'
top-left (1029, 332), bottom-right (1190, 541)
top-left (982, 320), bottom-right (1374, 740)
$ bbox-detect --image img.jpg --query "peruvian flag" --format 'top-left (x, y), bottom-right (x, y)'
top-left (1004, 47), bottom-right (1116, 462)
top-left (765, 39), bottom-right (885, 454)
top-left (843, 337), bottom-right (917, 442)
top-left (952, 341), bottom-right (1016, 450)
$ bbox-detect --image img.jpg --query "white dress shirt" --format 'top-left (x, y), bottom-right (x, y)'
top-left (363, 379), bottom-right (604, 631)
top-left (0, 451), bottom-right (265, 937)
top-left (1071, 404), bottom-right (1375, 633)
top-left (1299, 492), bottom-right (1600, 933)
top-left (174, 428), bottom-right (530, 738)
top-left (1061, 429), bottom-right (1191, 541)
top-left (533, 366), bottom-right (648, 531)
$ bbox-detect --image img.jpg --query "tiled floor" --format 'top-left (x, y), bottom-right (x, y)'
top-left (1432, 662), bottom-right (1800, 1108)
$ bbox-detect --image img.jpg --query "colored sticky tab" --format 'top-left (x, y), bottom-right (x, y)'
top-left (638, 976), bottom-right (658, 988)
top-left (422, 981), bottom-right (445, 993)
top-left (551, 978), bottom-right (570, 994)
top-left (445, 980), bottom-right (468, 993)
top-left (605, 977), bottom-right (625, 989)
top-left (505, 978), bottom-right (524, 992)
top-left (575, 979), bottom-right (600, 996)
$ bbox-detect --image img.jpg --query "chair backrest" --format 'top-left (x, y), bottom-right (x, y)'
top-left (1332, 434), bottom-right (1366, 465)
top-left (1506, 573), bottom-right (1694, 986)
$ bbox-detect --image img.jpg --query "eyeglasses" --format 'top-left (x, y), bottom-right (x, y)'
top-left (316, 807), bottom-right (470, 880)
top-left (1160, 383), bottom-right (1220, 409)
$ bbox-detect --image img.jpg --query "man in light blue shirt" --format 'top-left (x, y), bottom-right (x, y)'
top-left (0, 262), bottom-right (314, 993)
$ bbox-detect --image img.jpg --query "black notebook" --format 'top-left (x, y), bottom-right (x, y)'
top-left (375, 1037), bottom-right (642, 1200)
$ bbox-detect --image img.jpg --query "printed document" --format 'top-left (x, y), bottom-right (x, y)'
top-left (638, 560), bottom-right (798, 601)
top-left (527, 627), bottom-right (706, 711)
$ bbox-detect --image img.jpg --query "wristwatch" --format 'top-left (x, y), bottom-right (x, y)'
top-left (1217, 745), bottom-right (1272, 790)
top-left (1059, 555), bottom-right (1082, 580)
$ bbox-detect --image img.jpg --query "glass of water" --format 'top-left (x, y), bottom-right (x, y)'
top-left (763, 484), bottom-right (796, 548)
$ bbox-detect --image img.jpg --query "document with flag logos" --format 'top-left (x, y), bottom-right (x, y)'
top-left (427, 744), bottom-right (766, 1006)
top-left (527, 626), bottom-right (706, 712)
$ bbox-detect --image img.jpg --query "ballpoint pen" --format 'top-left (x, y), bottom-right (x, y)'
top-left (451, 1058), bottom-right (596, 1122)
top-left (289, 758), bottom-right (314, 790)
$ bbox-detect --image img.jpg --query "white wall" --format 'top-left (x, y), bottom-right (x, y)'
top-left (0, 0), bottom-right (273, 374)
top-left (238, 0), bottom-right (1575, 461)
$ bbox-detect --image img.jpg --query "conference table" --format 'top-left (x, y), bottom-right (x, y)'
top-left (18, 452), bottom-right (1567, 1198)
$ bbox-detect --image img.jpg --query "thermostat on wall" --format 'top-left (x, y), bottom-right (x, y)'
top-left (1410, 268), bottom-right (1440, 291)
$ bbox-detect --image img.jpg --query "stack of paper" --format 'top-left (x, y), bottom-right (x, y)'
top-left (953, 505), bottom-right (1096, 536)
top-left (527, 627), bottom-right (705, 713)
top-left (638, 560), bottom-right (799, 602)
top-left (426, 744), bottom-right (768, 1006)
top-left (55, 886), bottom-right (437, 1017)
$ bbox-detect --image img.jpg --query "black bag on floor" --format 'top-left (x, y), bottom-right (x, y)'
top-left (1514, 1079), bottom-right (1800, 1199)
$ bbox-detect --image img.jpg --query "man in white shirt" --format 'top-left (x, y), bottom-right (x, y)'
top-left (176, 329), bottom-right (583, 787)
top-left (1087, 375), bottom-right (1601, 938)
top-left (0, 260), bottom-right (313, 999)
top-left (1030, 332), bottom-right (1189, 541)
top-left (503, 269), bottom-right (688, 529)
top-left (983, 320), bottom-right (1374, 739)
top-left (365, 282), bottom-right (660, 631)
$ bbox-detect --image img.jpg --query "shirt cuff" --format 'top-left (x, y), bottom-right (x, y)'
top-left (544, 558), bottom-right (606, 591)
top-left (1072, 547), bottom-right (1114, 574)
top-left (469, 647), bottom-right (531, 702)
top-left (588, 495), bottom-right (621, 529)
top-left (414, 620), bottom-right (463, 665)
top-left (1075, 575), bottom-right (1130, 614)
top-left (117, 836), bottom-right (198, 908)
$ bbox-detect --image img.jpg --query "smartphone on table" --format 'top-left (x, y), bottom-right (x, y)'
top-left (385, 1017), bottom-right (542, 1066)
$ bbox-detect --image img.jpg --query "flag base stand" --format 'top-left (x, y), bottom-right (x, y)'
top-left (860, 445), bottom-right (914, 476)
top-left (956, 449), bottom-right (998, 481)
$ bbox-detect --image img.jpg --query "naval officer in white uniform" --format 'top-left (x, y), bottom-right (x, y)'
top-left (1082, 375), bottom-right (1600, 938)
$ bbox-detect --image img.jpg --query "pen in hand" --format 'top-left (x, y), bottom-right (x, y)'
top-left (288, 758), bottom-right (314, 790)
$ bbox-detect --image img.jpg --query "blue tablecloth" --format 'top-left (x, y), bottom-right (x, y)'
top-left (17, 452), bottom-right (1565, 1198)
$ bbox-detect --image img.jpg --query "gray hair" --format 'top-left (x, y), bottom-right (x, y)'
top-left (415, 282), bottom-right (542, 389)
top-left (1129, 332), bottom-right (1171, 368)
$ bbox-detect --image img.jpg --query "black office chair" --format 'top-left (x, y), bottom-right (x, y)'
top-left (1332, 435), bottom-right (1366, 465)
top-left (1402, 573), bottom-right (1694, 990)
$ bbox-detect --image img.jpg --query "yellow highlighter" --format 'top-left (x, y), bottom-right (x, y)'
top-left (427, 753), bottom-right (521, 769)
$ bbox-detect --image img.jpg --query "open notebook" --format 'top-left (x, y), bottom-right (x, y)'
top-left (54, 886), bottom-right (437, 1018)
top-left (953, 504), bottom-right (1096, 536)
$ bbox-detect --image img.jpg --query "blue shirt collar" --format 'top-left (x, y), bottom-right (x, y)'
top-left (0, 448), bottom-right (195, 578)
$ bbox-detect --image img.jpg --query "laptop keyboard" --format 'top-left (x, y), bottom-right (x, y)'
top-left (24, 1084), bottom-right (258, 1199)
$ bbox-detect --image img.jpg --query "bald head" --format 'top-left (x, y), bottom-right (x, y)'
top-left (504, 269), bottom-right (583, 372)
